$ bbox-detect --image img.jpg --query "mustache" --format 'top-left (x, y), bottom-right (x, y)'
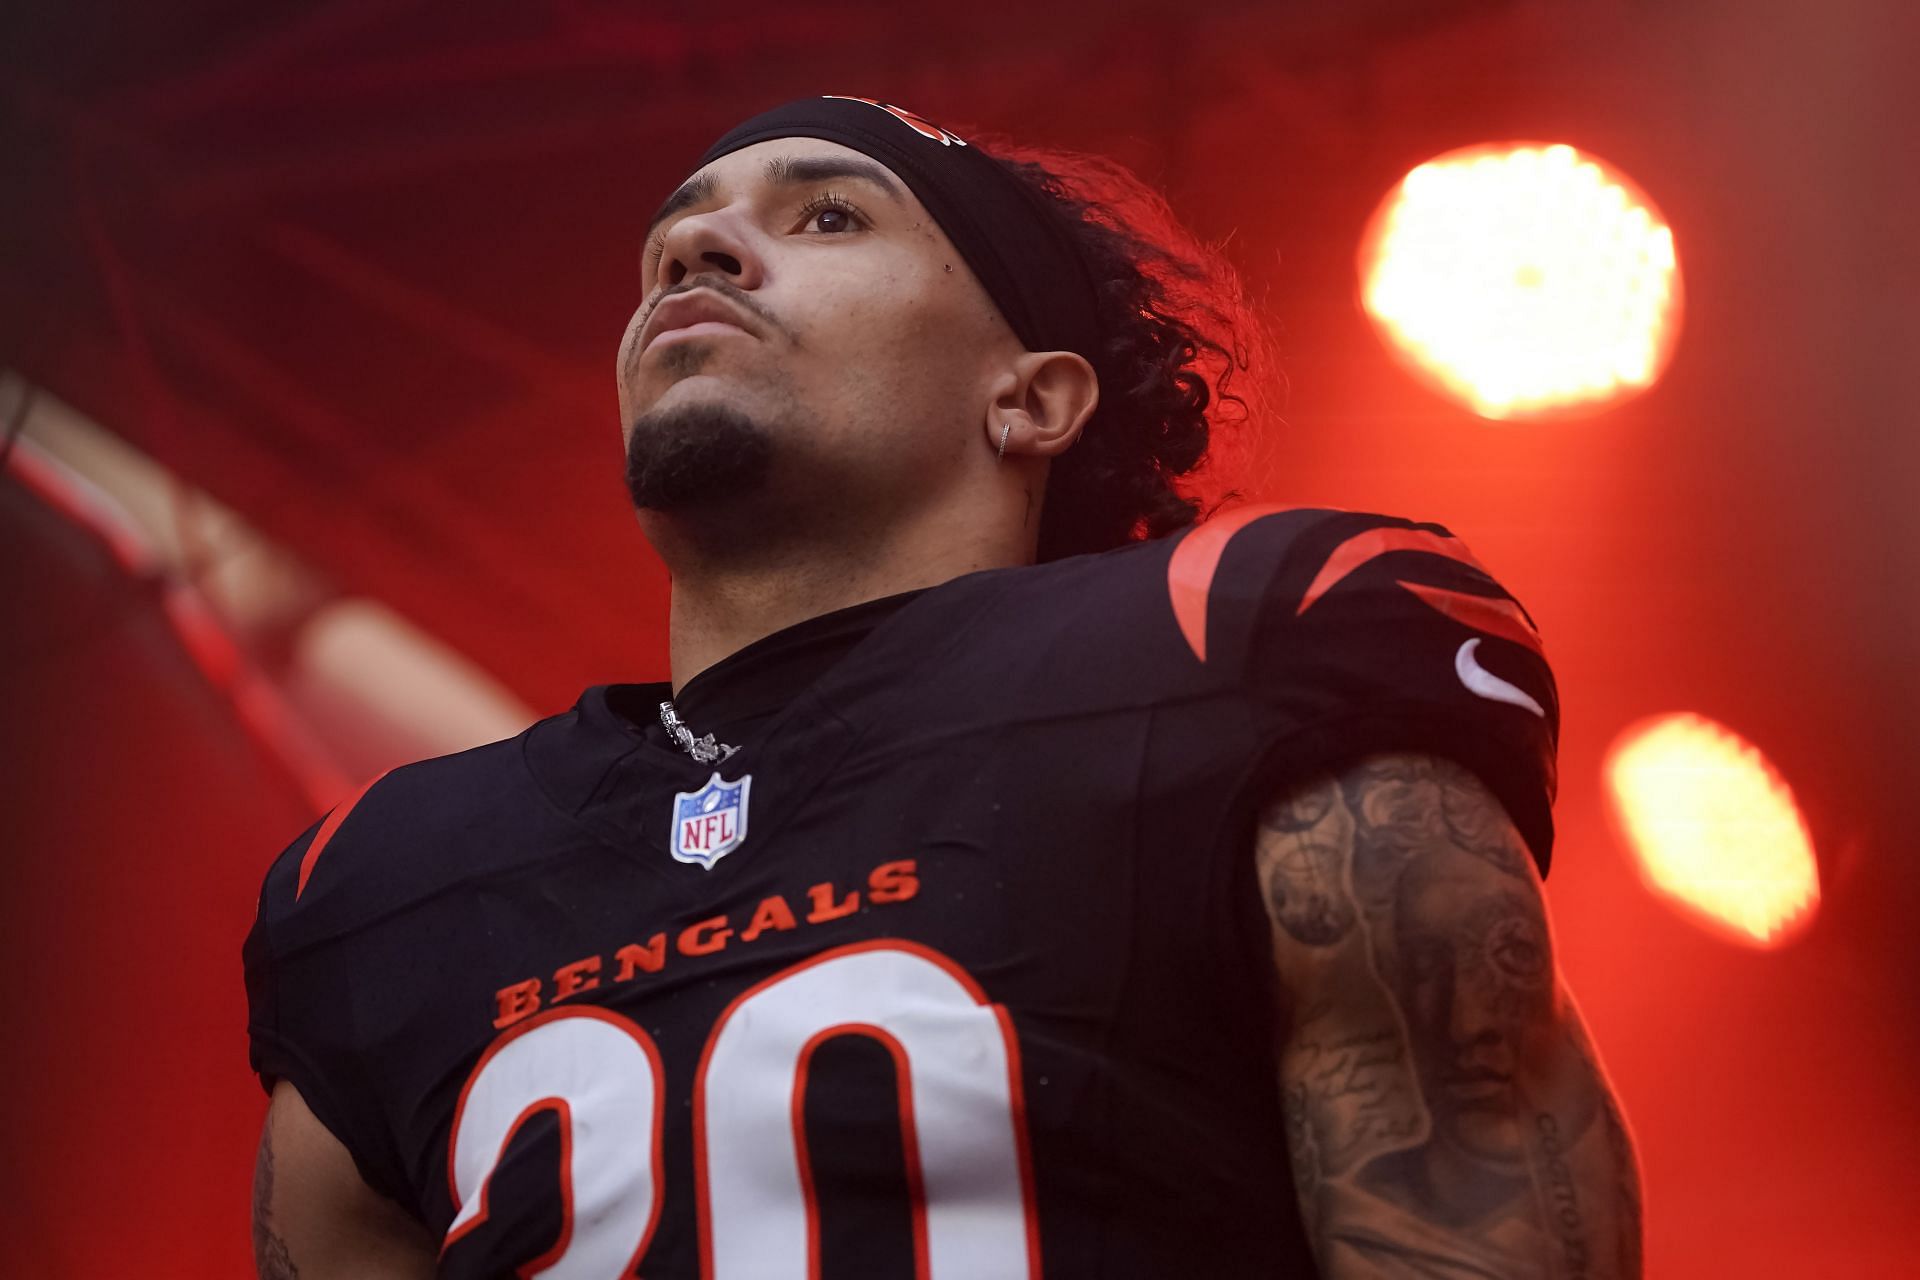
top-left (637, 278), bottom-right (788, 346)
top-left (624, 279), bottom-right (788, 387)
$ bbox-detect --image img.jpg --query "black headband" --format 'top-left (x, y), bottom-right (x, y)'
top-left (687, 96), bottom-right (1104, 360)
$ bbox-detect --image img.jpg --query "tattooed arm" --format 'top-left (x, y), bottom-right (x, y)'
top-left (1257, 752), bottom-right (1643, 1279)
top-left (252, 1081), bottom-right (437, 1279)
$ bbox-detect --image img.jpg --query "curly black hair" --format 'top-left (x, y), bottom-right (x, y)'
top-left (980, 141), bottom-right (1271, 562)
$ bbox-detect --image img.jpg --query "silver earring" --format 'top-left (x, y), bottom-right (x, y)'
top-left (996, 421), bottom-right (1013, 462)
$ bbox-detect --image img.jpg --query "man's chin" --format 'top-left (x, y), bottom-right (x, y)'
top-left (623, 401), bottom-right (774, 514)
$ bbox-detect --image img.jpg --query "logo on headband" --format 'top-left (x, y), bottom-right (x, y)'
top-left (821, 96), bottom-right (968, 148)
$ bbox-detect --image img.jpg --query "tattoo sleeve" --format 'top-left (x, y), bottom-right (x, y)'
top-left (252, 1123), bottom-right (301, 1279)
top-left (1255, 753), bottom-right (1644, 1278)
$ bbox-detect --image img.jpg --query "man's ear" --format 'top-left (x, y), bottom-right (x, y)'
top-left (986, 350), bottom-right (1099, 460)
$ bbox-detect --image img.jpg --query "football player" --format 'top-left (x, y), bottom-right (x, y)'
top-left (245, 96), bottom-right (1643, 1277)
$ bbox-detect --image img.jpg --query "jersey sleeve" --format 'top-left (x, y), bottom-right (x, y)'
top-left (241, 778), bottom-right (415, 1209)
top-left (1232, 508), bottom-right (1562, 878)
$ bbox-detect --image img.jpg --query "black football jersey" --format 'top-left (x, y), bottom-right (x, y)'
top-left (243, 505), bottom-right (1559, 1278)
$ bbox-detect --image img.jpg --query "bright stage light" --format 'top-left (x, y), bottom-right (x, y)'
top-left (1603, 713), bottom-right (1820, 948)
top-left (1359, 142), bottom-right (1683, 420)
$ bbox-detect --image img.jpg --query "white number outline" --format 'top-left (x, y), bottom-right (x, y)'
top-left (695, 939), bottom-right (1041, 1279)
top-left (444, 940), bottom-right (1040, 1279)
top-left (444, 1005), bottom-right (666, 1278)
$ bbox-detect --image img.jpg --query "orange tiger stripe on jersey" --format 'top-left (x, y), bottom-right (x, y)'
top-left (1396, 580), bottom-right (1544, 658)
top-left (295, 769), bottom-right (392, 900)
top-left (1167, 503), bottom-right (1304, 663)
top-left (1171, 511), bottom-right (1542, 666)
top-left (1295, 526), bottom-right (1543, 657)
top-left (1295, 525), bottom-right (1495, 616)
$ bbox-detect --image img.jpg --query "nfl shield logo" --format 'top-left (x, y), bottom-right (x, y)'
top-left (669, 771), bottom-right (752, 869)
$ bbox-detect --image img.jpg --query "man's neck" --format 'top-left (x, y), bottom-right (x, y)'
top-left (663, 510), bottom-right (1029, 696)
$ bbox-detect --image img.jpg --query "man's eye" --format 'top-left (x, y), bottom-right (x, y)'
top-left (641, 186), bottom-right (867, 272)
top-left (797, 193), bottom-right (866, 235)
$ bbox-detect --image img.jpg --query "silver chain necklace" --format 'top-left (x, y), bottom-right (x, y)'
top-left (658, 700), bottom-right (738, 764)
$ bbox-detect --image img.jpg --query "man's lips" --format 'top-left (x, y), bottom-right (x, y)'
top-left (639, 290), bottom-right (761, 355)
top-left (646, 320), bottom-right (750, 352)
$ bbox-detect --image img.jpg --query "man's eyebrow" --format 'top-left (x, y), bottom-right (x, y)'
top-left (645, 154), bottom-right (905, 242)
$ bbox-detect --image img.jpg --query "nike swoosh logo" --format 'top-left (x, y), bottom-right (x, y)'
top-left (1456, 637), bottom-right (1546, 718)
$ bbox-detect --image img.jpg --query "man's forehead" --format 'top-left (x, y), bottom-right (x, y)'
top-left (691, 136), bottom-right (899, 186)
top-left (647, 138), bottom-right (916, 237)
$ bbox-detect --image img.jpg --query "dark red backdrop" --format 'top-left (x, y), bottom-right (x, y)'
top-left (4, 0), bottom-right (1916, 1273)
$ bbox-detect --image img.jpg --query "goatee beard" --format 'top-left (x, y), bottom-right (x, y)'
top-left (624, 402), bottom-right (774, 513)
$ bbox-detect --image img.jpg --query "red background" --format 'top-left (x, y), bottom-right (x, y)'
top-left (3, 0), bottom-right (1917, 1273)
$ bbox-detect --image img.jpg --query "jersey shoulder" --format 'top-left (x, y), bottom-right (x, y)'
top-left (1072, 504), bottom-right (1563, 875)
top-left (1218, 504), bottom-right (1559, 872)
top-left (246, 725), bottom-right (564, 954)
top-left (1173, 505), bottom-right (1553, 686)
top-left (1020, 503), bottom-right (1549, 685)
top-left (241, 729), bottom-right (567, 1206)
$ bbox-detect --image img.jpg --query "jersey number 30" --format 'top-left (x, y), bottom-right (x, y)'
top-left (444, 940), bottom-right (1040, 1279)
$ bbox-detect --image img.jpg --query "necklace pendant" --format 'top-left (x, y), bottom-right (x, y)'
top-left (689, 731), bottom-right (734, 765)
top-left (659, 699), bottom-right (739, 764)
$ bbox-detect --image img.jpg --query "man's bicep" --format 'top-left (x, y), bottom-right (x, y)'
top-left (1256, 751), bottom-right (1549, 1000)
top-left (1253, 751), bottom-right (1644, 1277)
top-left (254, 1080), bottom-right (436, 1280)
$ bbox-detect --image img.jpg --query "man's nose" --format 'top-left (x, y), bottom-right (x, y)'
top-left (657, 210), bottom-right (764, 292)
top-left (691, 249), bottom-right (742, 278)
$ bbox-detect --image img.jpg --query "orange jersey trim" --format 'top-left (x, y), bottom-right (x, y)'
top-left (1166, 504), bottom-right (1305, 663)
top-left (1395, 580), bottom-right (1543, 658)
top-left (295, 769), bottom-right (392, 900)
top-left (1295, 525), bottom-right (1494, 616)
top-left (1170, 511), bottom-right (1542, 667)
